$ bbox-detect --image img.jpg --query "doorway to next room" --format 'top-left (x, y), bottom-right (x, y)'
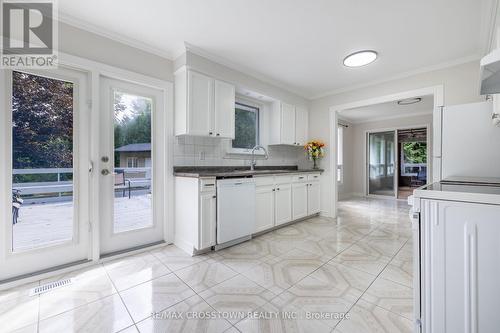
top-left (397, 128), bottom-right (427, 199)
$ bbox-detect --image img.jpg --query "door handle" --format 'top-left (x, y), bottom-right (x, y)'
top-left (101, 169), bottom-right (110, 176)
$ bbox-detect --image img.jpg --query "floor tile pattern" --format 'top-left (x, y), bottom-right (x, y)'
top-left (0, 197), bottom-right (414, 332)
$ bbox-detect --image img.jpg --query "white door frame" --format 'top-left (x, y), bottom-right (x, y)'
top-left (0, 67), bottom-right (91, 282)
top-left (99, 76), bottom-right (166, 255)
top-left (364, 124), bottom-right (431, 199)
top-left (0, 52), bottom-right (174, 289)
top-left (328, 85), bottom-right (444, 217)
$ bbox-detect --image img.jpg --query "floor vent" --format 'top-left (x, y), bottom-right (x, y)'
top-left (29, 278), bottom-right (73, 296)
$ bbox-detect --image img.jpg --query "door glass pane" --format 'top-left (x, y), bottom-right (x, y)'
top-left (113, 91), bottom-right (153, 233)
top-left (368, 131), bottom-right (395, 196)
top-left (12, 71), bottom-right (74, 251)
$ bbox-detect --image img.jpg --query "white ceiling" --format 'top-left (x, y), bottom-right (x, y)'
top-left (59, 0), bottom-right (490, 98)
top-left (339, 95), bottom-right (434, 123)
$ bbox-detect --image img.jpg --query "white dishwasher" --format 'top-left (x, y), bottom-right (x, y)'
top-left (216, 178), bottom-right (256, 245)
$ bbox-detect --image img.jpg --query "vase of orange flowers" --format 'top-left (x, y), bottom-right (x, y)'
top-left (304, 140), bottom-right (325, 169)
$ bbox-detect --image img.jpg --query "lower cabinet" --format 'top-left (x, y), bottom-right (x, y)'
top-left (199, 191), bottom-right (217, 250)
top-left (307, 181), bottom-right (321, 215)
top-left (255, 185), bottom-right (275, 233)
top-left (292, 182), bottom-right (308, 220)
top-left (275, 183), bottom-right (292, 226)
top-left (175, 177), bottom-right (217, 254)
top-left (254, 174), bottom-right (321, 234)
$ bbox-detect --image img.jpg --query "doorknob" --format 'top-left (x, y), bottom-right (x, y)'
top-left (101, 169), bottom-right (110, 176)
top-left (101, 156), bottom-right (110, 163)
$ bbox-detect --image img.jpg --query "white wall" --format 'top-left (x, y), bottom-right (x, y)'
top-left (59, 22), bottom-right (174, 81)
top-left (310, 61), bottom-right (484, 216)
top-left (343, 114), bottom-right (433, 197)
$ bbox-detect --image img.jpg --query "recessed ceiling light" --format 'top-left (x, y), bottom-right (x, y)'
top-left (343, 50), bottom-right (378, 67)
top-left (397, 97), bottom-right (422, 105)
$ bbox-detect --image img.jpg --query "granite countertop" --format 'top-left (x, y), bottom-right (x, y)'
top-left (173, 166), bottom-right (324, 178)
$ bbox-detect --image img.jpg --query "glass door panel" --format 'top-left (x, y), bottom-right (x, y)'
top-left (12, 71), bottom-right (75, 251)
top-left (99, 77), bottom-right (165, 256)
top-left (1, 68), bottom-right (90, 281)
top-left (113, 91), bottom-right (153, 233)
top-left (368, 131), bottom-right (396, 196)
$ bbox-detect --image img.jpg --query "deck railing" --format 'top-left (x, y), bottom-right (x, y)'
top-left (13, 167), bottom-right (151, 199)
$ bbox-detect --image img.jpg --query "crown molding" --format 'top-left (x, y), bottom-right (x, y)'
top-left (311, 54), bottom-right (481, 100)
top-left (57, 12), bottom-right (174, 60)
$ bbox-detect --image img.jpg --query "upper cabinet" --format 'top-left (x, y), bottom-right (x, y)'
top-left (295, 107), bottom-right (308, 146)
top-left (214, 80), bottom-right (235, 138)
top-left (270, 101), bottom-right (309, 146)
top-left (175, 67), bottom-right (235, 138)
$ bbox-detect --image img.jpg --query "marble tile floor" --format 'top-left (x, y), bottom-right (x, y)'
top-left (0, 197), bottom-right (414, 333)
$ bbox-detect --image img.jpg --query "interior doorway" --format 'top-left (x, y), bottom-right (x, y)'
top-left (397, 128), bottom-right (428, 199)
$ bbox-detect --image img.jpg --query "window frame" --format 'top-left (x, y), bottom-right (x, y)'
top-left (228, 100), bottom-right (263, 155)
top-left (127, 157), bottom-right (138, 168)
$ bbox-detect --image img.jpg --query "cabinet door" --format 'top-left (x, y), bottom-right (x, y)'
top-left (255, 185), bottom-right (275, 233)
top-left (292, 183), bottom-right (308, 220)
top-left (187, 71), bottom-right (214, 136)
top-left (423, 199), bottom-right (500, 333)
top-left (214, 80), bottom-right (235, 139)
top-left (281, 103), bottom-right (296, 145)
top-left (307, 182), bottom-right (320, 215)
top-left (295, 107), bottom-right (308, 146)
top-left (199, 191), bottom-right (216, 250)
top-left (275, 183), bottom-right (292, 225)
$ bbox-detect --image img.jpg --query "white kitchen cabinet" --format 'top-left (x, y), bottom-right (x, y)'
top-left (174, 177), bottom-right (217, 254)
top-left (419, 199), bottom-right (500, 333)
top-left (292, 182), bottom-right (308, 220)
top-left (281, 103), bottom-right (296, 145)
top-left (175, 67), bottom-right (235, 138)
top-left (188, 70), bottom-right (213, 136)
top-left (270, 101), bottom-right (308, 146)
top-left (275, 183), bottom-right (292, 226)
top-left (199, 191), bottom-right (217, 250)
top-left (214, 79), bottom-right (235, 138)
top-left (295, 107), bottom-right (308, 146)
top-left (307, 181), bottom-right (321, 215)
top-left (255, 185), bottom-right (275, 233)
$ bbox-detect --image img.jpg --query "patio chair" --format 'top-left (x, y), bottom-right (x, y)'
top-left (12, 189), bottom-right (23, 225)
top-left (115, 171), bottom-right (131, 199)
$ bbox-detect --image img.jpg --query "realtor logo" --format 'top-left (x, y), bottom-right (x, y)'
top-left (1, 0), bottom-right (58, 68)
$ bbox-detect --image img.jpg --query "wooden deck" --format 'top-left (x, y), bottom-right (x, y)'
top-left (12, 194), bottom-right (152, 251)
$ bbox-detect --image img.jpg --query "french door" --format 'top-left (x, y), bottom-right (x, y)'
top-left (0, 68), bottom-right (91, 281)
top-left (367, 131), bottom-right (397, 197)
top-left (99, 77), bottom-right (165, 256)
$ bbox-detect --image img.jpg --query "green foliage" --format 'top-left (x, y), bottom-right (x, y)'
top-left (12, 71), bottom-right (74, 170)
top-left (113, 92), bottom-right (152, 165)
top-left (403, 142), bottom-right (427, 163)
top-left (233, 108), bottom-right (257, 149)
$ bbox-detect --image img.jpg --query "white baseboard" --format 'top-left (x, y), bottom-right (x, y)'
top-left (174, 237), bottom-right (195, 256)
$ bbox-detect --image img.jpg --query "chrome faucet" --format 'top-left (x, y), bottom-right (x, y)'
top-left (250, 145), bottom-right (268, 171)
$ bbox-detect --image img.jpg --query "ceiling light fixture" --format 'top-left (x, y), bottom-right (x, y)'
top-left (343, 50), bottom-right (378, 67)
top-left (397, 98), bottom-right (422, 105)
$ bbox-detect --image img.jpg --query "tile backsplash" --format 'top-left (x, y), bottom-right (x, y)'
top-left (173, 136), bottom-right (311, 168)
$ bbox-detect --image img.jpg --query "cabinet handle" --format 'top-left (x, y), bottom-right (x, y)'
top-left (272, 189), bottom-right (275, 191)
top-left (209, 132), bottom-right (213, 135)
top-left (212, 195), bottom-right (216, 199)
top-left (299, 177), bottom-right (304, 179)
top-left (277, 188), bottom-right (280, 191)
top-left (216, 133), bottom-right (220, 136)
